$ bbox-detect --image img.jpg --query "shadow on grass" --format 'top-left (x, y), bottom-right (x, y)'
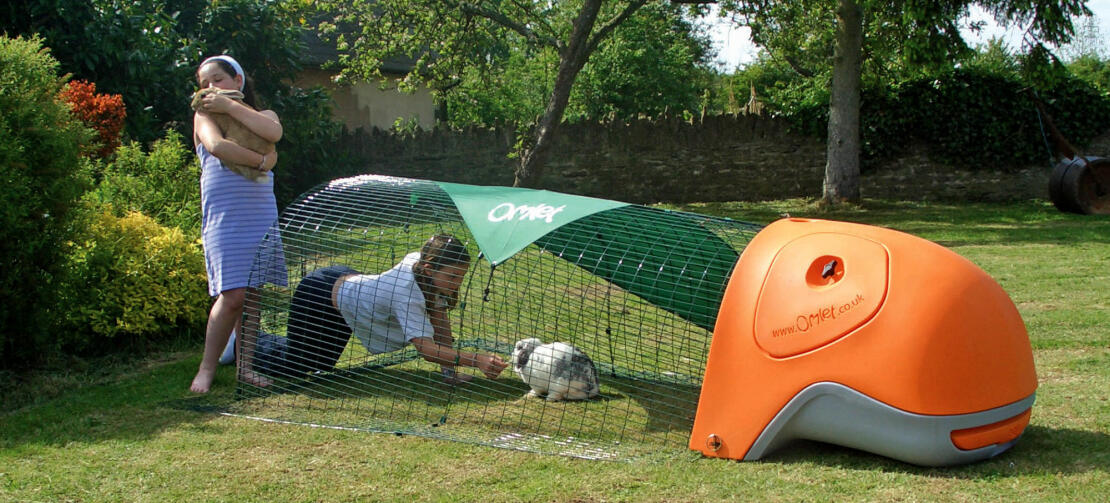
top-left (759, 425), bottom-right (1109, 476)
top-left (0, 355), bottom-right (246, 450)
top-left (679, 200), bottom-right (1110, 247)
top-left (6, 350), bottom-right (1103, 475)
top-left (156, 361), bottom-right (703, 456)
top-left (602, 378), bottom-right (700, 434)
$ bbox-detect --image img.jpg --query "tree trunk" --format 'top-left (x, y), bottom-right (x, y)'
top-left (823, 0), bottom-right (863, 204)
top-left (512, 0), bottom-right (603, 188)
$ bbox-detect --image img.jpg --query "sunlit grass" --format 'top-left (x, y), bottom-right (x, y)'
top-left (1, 199), bottom-right (1107, 502)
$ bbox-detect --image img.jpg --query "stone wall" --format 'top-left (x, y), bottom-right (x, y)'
top-left (338, 115), bottom-right (1082, 204)
top-left (859, 147), bottom-right (1050, 202)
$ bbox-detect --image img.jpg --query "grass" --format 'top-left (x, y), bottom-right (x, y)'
top-left (2, 198), bottom-right (1108, 502)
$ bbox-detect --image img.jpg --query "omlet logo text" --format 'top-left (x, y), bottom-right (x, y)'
top-left (771, 293), bottom-right (866, 338)
top-left (488, 202), bottom-right (567, 223)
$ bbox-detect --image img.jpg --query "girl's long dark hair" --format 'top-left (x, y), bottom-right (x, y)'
top-left (196, 58), bottom-right (261, 109)
top-left (414, 234), bottom-right (471, 311)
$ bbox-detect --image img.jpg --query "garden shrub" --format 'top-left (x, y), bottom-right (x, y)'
top-left (56, 206), bottom-right (209, 353)
top-left (859, 69), bottom-right (1040, 169)
top-left (779, 67), bottom-right (1110, 172)
top-left (0, 35), bottom-right (92, 368)
top-left (86, 130), bottom-right (202, 237)
top-left (876, 69), bottom-right (1110, 170)
top-left (59, 80), bottom-right (127, 159)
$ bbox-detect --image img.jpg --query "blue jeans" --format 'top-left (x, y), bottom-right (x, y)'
top-left (255, 265), bottom-right (358, 378)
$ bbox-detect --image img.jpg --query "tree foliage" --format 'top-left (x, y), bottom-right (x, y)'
top-left (317, 0), bottom-right (708, 186)
top-left (568, 3), bottom-right (715, 121)
top-left (1067, 54), bottom-right (1110, 93)
top-left (719, 0), bottom-right (1093, 203)
top-left (3, 0), bottom-right (318, 145)
top-left (55, 208), bottom-right (209, 353)
top-left (727, 46), bottom-right (1110, 174)
top-left (84, 130), bottom-right (203, 236)
top-left (3, 0), bottom-right (200, 142)
top-left (60, 80), bottom-right (127, 159)
top-left (443, 2), bottom-right (714, 127)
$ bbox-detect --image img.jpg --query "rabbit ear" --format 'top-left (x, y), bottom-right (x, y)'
top-left (515, 347), bottom-right (531, 369)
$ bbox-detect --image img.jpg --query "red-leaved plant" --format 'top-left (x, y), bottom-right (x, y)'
top-left (60, 80), bottom-right (127, 158)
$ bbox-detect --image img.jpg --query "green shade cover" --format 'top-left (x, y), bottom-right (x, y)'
top-left (438, 181), bottom-right (741, 331)
top-left (437, 182), bottom-right (629, 266)
top-left (535, 206), bottom-right (741, 332)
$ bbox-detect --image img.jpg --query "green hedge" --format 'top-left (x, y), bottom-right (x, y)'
top-left (0, 35), bottom-right (92, 367)
top-left (782, 68), bottom-right (1110, 172)
top-left (862, 69), bottom-right (1110, 170)
top-left (57, 131), bottom-right (209, 355)
top-left (1, 35), bottom-right (213, 367)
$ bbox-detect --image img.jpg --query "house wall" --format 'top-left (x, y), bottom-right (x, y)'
top-left (295, 69), bottom-right (436, 132)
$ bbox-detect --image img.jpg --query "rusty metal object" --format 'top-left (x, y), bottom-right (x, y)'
top-left (1028, 89), bottom-right (1110, 214)
top-left (1050, 157), bottom-right (1110, 215)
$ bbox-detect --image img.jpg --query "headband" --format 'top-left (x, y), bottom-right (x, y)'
top-left (201, 55), bottom-right (245, 90)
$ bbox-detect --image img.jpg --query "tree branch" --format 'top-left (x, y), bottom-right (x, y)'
top-left (508, 0), bottom-right (558, 41)
top-left (456, 1), bottom-right (560, 48)
top-left (781, 53), bottom-right (816, 78)
top-left (586, 0), bottom-right (649, 54)
top-left (759, 46), bottom-right (815, 78)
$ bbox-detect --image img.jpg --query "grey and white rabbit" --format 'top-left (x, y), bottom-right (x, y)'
top-left (511, 338), bottom-right (600, 401)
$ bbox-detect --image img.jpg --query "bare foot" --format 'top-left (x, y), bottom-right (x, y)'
top-left (239, 369), bottom-right (273, 388)
top-left (190, 367), bottom-right (217, 393)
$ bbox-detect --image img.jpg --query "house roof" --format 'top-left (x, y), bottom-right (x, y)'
top-left (301, 30), bottom-right (416, 75)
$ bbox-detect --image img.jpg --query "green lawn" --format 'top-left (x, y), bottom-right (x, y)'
top-left (2, 199), bottom-right (1107, 502)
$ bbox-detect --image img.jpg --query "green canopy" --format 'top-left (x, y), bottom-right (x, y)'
top-left (437, 182), bottom-right (628, 266)
top-left (438, 181), bottom-right (741, 332)
top-left (534, 206), bottom-right (740, 332)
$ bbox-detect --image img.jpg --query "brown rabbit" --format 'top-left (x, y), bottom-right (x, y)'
top-left (190, 88), bottom-right (274, 183)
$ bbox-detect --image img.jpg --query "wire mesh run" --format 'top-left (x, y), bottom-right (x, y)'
top-left (233, 174), bottom-right (763, 459)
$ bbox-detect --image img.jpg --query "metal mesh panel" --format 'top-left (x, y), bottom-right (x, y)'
top-left (232, 174), bottom-right (762, 459)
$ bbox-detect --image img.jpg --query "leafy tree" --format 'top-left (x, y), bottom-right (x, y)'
top-left (442, 2), bottom-right (714, 127)
top-left (3, 0), bottom-right (319, 147)
top-left (726, 35), bottom-right (1110, 173)
top-left (3, 0), bottom-right (202, 142)
top-left (962, 37), bottom-right (1023, 76)
top-left (567, 3), bottom-right (715, 121)
top-left (1067, 53), bottom-right (1110, 93)
top-left (319, 0), bottom-right (718, 187)
top-left (719, 0), bottom-right (1092, 204)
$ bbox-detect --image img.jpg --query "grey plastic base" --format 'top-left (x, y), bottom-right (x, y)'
top-left (745, 382), bottom-right (1035, 466)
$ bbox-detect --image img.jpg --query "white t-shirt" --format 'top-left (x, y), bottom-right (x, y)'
top-left (334, 252), bottom-right (434, 354)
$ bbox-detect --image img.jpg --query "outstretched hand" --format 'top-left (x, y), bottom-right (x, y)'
top-left (476, 354), bottom-right (508, 379)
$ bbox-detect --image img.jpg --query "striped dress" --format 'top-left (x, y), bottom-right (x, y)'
top-left (197, 143), bottom-right (287, 297)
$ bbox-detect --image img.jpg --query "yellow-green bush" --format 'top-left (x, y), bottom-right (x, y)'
top-left (85, 130), bottom-right (202, 238)
top-left (57, 206), bottom-right (209, 352)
